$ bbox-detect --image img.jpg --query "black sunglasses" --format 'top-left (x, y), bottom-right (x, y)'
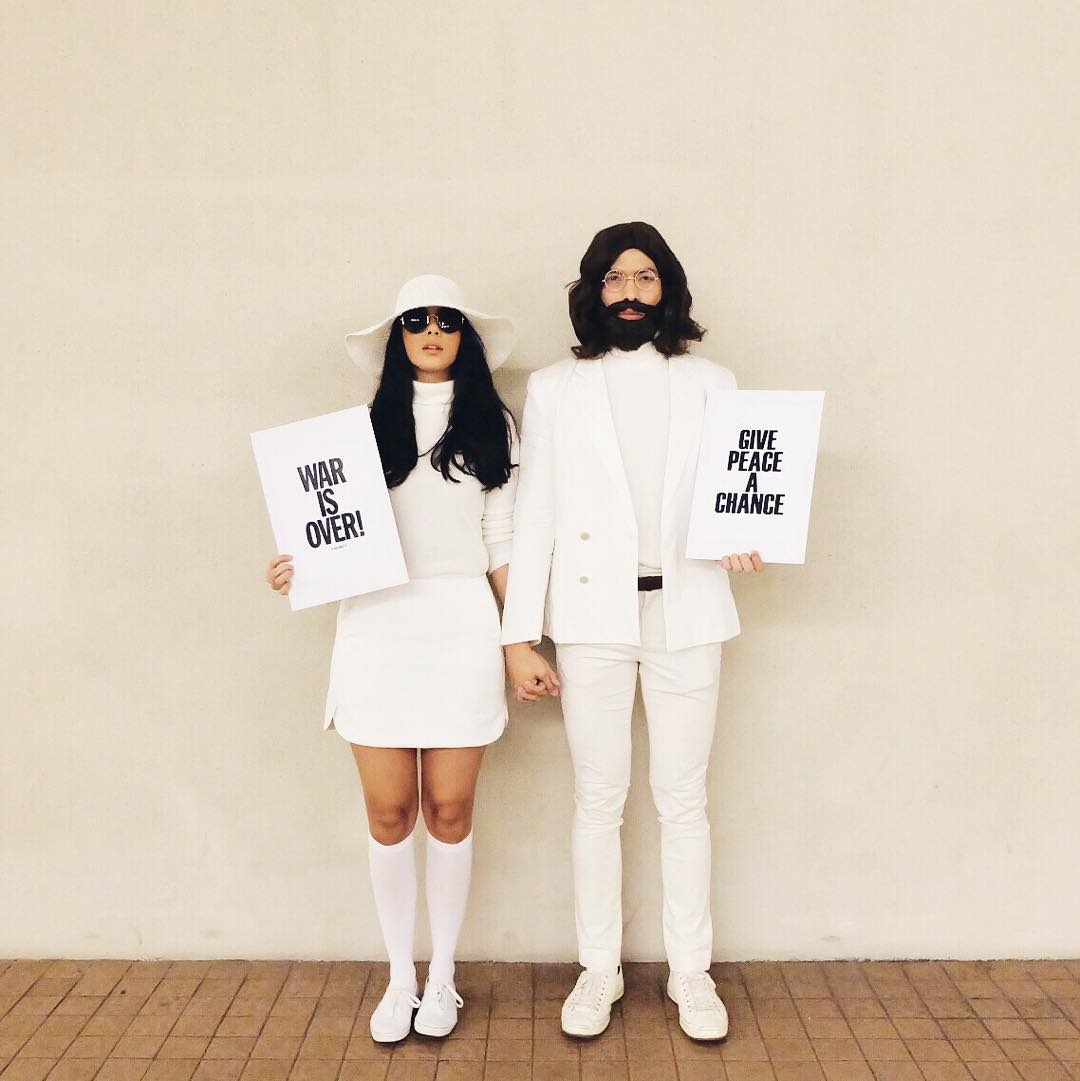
top-left (400, 307), bottom-right (465, 334)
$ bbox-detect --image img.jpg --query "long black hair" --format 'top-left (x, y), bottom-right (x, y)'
top-left (568, 221), bottom-right (706, 359)
top-left (369, 318), bottom-right (515, 491)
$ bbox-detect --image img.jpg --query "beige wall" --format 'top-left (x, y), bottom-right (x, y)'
top-left (3, 2), bottom-right (1079, 960)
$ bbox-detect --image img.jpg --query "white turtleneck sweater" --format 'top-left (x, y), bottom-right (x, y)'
top-left (387, 379), bottom-right (517, 580)
top-left (602, 344), bottom-right (670, 575)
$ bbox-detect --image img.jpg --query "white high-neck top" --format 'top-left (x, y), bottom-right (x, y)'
top-left (602, 344), bottom-right (670, 575)
top-left (386, 379), bottom-right (517, 579)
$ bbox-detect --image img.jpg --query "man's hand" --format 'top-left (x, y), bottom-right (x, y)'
top-left (504, 642), bottom-right (561, 703)
top-left (718, 551), bottom-right (766, 573)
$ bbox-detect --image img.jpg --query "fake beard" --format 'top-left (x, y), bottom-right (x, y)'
top-left (602, 299), bottom-right (660, 351)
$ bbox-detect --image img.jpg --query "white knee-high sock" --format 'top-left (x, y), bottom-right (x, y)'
top-left (367, 832), bottom-right (417, 990)
top-left (425, 832), bottom-right (473, 988)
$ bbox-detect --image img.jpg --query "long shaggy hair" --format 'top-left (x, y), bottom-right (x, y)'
top-left (369, 320), bottom-right (515, 491)
top-left (568, 221), bottom-right (706, 359)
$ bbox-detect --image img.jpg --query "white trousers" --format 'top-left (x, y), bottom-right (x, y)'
top-left (556, 590), bottom-right (723, 973)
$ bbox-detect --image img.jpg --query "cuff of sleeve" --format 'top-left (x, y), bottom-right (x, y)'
top-left (486, 541), bottom-right (513, 574)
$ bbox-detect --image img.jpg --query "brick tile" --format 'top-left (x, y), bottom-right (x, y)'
top-left (124, 1016), bottom-right (179, 1038)
top-left (45, 1059), bottom-right (104, 1081)
top-left (820, 1063), bottom-right (875, 1081)
top-left (967, 1066), bottom-right (1021, 1081)
top-left (672, 1063), bottom-right (725, 1081)
top-left (986, 1024), bottom-right (1036, 1042)
top-left (338, 1063), bottom-right (389, 1081)
top-left (894, 1020), bottom-right (943, 1040)
top-left (432, 1040), bottom-right (484, 1062)
top-left (941, 1024), bottom-right (990, 1041)
top-left (251, 1037), bottom-right (303, 1061)
top-left (953, 1043), bottom-right (1008, 1063)
top-left (628, 1061), bottom-right (677, 1081)
top-left (204, 1038), bottom-right (257, 1060)
top-left (919, 1066), bottom-right (974, 1081)
top-left (726, 1065), bottom-right (776, 1081)
top-left (776, 1066), bottom-right (826, 1081)
top-left (96, 1061), bottom-right (151, 1081)
top-left (764, 1038), bottom-right (816, 1063)
top-left (1047, 1045), bottom-right (1080, 1063)
top-left (483, 1038), bottom-right (532, 1062)
top-left (238, 1063), bottom-right (292, 1081)
top-left (295, 1036), bottom-right (346, 1061)
top-left (191, 1063), bottom-right (245, 1081)
top-left (851, 1024), bottom-right (903, 1042)
top-left (109, 1036), bottom-right (166, 1059)
top-left (867, 1065), bottom-right (923, 1081)
top-left (64, 1036), bottom-right (120, 1058)
top-left (580, 1064), bottom-right (626, 1081)
top-left (287, 1063), bottom-right (339, 1081)
top-left (1015, 1065), bottom-right (1071, 1081)
top-left (812, 1039), bottom-right (864, 1061)
top-left (80, 1018), bottom-right (130, 1039)
top-left (1033, 1025), bottom-right (1080, 1042)
top-left (806, 1020), bottom-right (854, 1040)
top-left (759, 1019), bottom-right (808, 1039)
top-left (141, 1062), bottom-right (198, 1081)
top-left (216, 1018), bottom-right (264, 1039)
top-left (719, 1037), bottom-right (769, 1062)
top-left (858, 1041), bottom-right (912, 1062)
top-left (52, 999), bottom-right (102, 1020)
top-left (157, 1038), bottom-right (210, 1060)
top-left (906, 1040), bottom-right (961, 1062)
top-left (998, 1043), bottom-right (1052, 1062)
top-left (531, 1061), bottom-right (581, 1081)
top-left (624, 1036), bottom-right (672, 1062)
top-left (533, 1037), bottom-right (579, 1061)
top-left (384, 1062), bottom-right (436, 1081)
top-left (0, 1061), bottom-right (57, 1081)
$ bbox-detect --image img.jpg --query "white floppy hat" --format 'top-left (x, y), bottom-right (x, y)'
top-left (345, 274), bottom-right (517, 376)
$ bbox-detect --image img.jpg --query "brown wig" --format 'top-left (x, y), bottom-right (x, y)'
top-left (568, 221), bottom-right (706, 359)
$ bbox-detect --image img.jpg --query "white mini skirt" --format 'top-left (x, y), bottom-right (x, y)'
top-left (323, 574), bottom-right (507, 748)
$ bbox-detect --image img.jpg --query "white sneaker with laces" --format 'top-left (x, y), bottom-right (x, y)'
top-left (561, 966), bottom-right (624, 1037)
top-left (667, 970), bottom-right (729, 1040)
top-left (413, 981), bottom-right (464, 1037)
top-left (369, 984), bottom-right (421, 1043)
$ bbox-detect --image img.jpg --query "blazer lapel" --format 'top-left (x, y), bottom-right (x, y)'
top-left (574, 357), bottom-right (635, 520)
top-left (661, 358), bottom-right (703, 531)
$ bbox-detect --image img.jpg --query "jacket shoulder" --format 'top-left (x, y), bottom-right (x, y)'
top-left (525, 357), bottom-right (577, 394)
top-left (683, 353), bottom-right (738, 389)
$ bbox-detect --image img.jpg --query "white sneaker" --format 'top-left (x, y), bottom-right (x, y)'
top-left (667, 971), bottom-right (729, 1040)
top-left (561, 967), bottom-right (624, 1037)
top-left (369, 984), bottom-right (421, 1043)
top-left (413, 981), bottom-right (464, 1037)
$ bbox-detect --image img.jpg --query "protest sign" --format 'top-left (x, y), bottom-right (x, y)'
top-left (686, 390), bottom-right (824, 565)
top-left (251, 406), bottom-right (408, 610)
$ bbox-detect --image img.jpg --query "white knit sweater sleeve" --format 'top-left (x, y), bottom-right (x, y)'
top-left (481, 412), bottom-right (519, 573)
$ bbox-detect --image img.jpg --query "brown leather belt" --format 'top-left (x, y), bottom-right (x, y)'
top-left (637, 575), bottom-right (663, 592)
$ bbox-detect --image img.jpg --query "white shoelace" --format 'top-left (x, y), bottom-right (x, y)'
top-left (425, 983), bottom-right (464, 1010)
top-left (678, 973), bottom-right (721, 1013)
top-left (385, 987), bottom-right (421, 1013)
top-left (567, 971), bottom-right (610, 1012)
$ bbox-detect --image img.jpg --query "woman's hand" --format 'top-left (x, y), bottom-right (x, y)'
top-left (504, 642), bottom-right (560, 703)
top-left (718, 551), bottom-right (766, 573)
top-left (266, 554), bottom-right (294, 595)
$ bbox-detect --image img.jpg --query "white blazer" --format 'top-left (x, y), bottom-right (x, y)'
top-left (501, 352), bottom-right (742, 651)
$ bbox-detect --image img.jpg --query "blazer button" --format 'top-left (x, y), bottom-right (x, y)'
top-left (579, 575), bottom-right (589, 584)
top-left (580, 531), bottom-right (590, 540)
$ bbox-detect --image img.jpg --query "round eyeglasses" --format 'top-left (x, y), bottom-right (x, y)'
top-left (601, 268), bottom-right (661, 292)
top-left (400, 307), bottom-right (465, 334)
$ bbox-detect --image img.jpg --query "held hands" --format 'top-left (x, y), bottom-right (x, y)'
top-left (266, 554), bottom-right (294, 595)
top-left (504, 642), bottom-right (560, 703)
top-left (718, 551), bottom-right (766, 573)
